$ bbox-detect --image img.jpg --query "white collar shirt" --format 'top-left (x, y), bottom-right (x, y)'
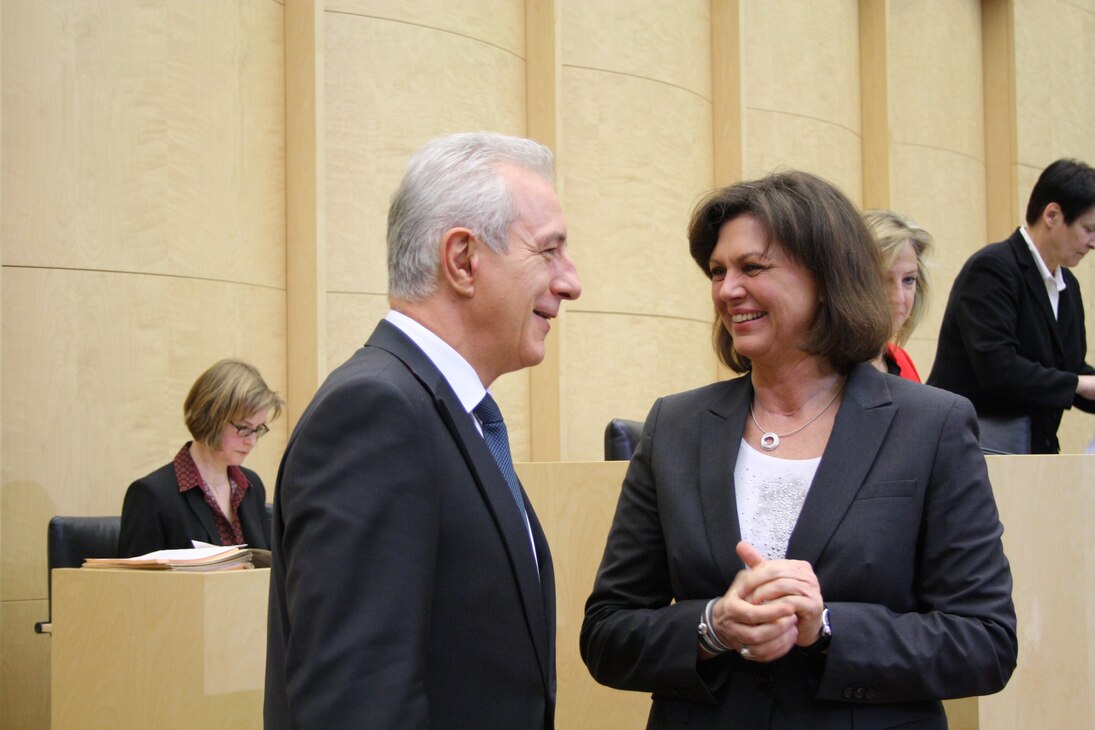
top-left (1020, 225), bottom-right (1066, 319)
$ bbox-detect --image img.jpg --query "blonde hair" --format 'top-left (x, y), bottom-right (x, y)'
top-left (863, 209), bottom-right (934, 347)
top-left (184, 359), bottom-right (283, 449)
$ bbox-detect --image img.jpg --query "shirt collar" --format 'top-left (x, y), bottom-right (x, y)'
top-left (173, 441), bottom-right (250, 493)
top-left (384, 310), bottom-right (486, 414)
top-left (1020, 225), bottom-right (1067, 292)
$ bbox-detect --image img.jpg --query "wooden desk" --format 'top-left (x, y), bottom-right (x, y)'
top-left (50, 568), bottom-right (268, 729)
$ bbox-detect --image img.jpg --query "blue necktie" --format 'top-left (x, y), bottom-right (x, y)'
top-left (474, 394), bottom-right (529, 522)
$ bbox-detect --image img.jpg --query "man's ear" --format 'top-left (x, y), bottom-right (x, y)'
top-left (1043, 202), bottom-right (1064, 228)
top-left (440, 227), bottom-right (477, 297)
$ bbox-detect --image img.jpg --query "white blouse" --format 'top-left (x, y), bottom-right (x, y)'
top-left (733, 439), bottom-right (821, 560)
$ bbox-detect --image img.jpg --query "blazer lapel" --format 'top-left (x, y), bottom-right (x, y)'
top-left (182, 488), bottom-right (221, 544)
top-left (699, 378), bottom-right (751, 585)
top-left (786, 363), bottom-right (895, 565)
top-left (1010, 232), bottom-right (1066, 360)
top-left (366, 321), bottom-right (552, 684)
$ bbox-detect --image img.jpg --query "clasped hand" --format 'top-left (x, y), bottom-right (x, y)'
top-left (708, 541), bottom-right (825, 663)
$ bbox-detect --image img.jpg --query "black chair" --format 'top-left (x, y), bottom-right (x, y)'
top-left (604, 418), bottom-right (643, 461)
top-left (34, 515), bottom-right (121, 634)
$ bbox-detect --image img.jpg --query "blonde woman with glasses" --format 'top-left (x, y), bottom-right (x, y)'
top-left (119, 358), bottom-right (283, 557)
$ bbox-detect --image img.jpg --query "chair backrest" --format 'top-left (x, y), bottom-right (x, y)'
top-left (35, 515), bottom-right (121, 633)
top-left (604, 418), bottom-right (643, 461)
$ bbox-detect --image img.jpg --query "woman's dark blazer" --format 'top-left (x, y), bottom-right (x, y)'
top-left (581, 363), bottom-right (1017, 730)
top-left (118, 459), bottom-right (271, 557)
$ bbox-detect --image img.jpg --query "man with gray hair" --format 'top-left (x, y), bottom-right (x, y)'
top-left (266, 132), bottom-right (581, 728)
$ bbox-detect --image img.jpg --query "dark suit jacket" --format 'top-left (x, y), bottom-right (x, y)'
top-left (581, 364), bottom-right (1017, 730)
top-left (118, 457), bottom-right (270, 557)
top-left (927, 229), bottom-right (1095, 453)
top-left (265, 320), bottom-right (556, 729)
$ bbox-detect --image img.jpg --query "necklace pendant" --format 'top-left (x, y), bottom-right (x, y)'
top-left (760, 432), bottom-right (780, 451)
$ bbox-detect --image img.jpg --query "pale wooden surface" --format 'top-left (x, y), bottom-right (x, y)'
top-left (0, 1), bottom-right (286, 727)
top-left (50, 568), bottom-right (269, 730)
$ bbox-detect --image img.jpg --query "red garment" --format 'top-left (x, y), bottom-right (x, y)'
top-left (886, 342), bottom-right (921, 382)
top-left (173, 443), bottom-right (250, 545)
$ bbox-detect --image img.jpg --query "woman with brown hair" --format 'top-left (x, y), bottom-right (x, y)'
top-left (119, 358), bottom-right (283, 557)
top-left (581, 171), bottom-right (1016, 728)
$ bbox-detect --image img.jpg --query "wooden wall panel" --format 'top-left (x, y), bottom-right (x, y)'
top-left (740, 0), bottom-right (861, 198)
top-left (1, 0), bottom-right (284, 289)
top-left (324, 11), bottom-right (526, 297)
top-left (556, 0), bottom-right (715, 461)
top-left (563, 315), bottom-right (715, 461)
top-left (0, 1), bottom-right (286, 726)
top-left (884, 0), bottom-right (985, 378)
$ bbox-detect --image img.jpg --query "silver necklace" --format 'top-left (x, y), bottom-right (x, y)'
top-left (749, 385), bottom-right (843, 451)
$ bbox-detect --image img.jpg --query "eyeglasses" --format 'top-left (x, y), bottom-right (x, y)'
top-left (232, 422), bottom-right (270, 439)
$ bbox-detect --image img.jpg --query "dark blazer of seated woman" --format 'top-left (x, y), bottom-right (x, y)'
top-left (119, 444), bottom-right (271, 557)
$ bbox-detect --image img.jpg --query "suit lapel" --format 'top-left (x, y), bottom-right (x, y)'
top-left (699, 378), bottom-right (751, 585)
top-left (786, 363), bottom-right (895, 564)
top-left (1010, 232), bottom-right (1066, 361)
top-left (366, 321), bottom-right (552, 684)
top-left (182, 488), bottom-right (221, 544)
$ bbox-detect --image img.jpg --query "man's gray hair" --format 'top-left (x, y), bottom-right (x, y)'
top-left (387, 132), bottom-right (556, 301)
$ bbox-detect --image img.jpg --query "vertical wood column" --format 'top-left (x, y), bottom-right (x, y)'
top-left (711, 0), bottom-right (743, 188)
top-left (982, 0), bottom-right (1018, 243)
top-left (285, 0), bottom-right (326, 429)
top-left (859, 0), bottom-right (891, 209)
top-left (526, 0), bottom-right (562, 461)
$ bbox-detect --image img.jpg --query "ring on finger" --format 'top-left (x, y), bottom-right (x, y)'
top-left (739, 645), bottom-right (753, 660)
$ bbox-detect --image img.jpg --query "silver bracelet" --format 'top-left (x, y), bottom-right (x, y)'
top-left (698, 598), bottom-right (732, 654)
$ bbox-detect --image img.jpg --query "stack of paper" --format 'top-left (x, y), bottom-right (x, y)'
top-left (82, 545), bottom-right (258, 572)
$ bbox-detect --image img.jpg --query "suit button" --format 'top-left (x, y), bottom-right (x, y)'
top-left (854, 688), bottom-right (865, 699)
top-left (842, 687), bottom-right (853, 699)
top-left (865, 689), bottom-right (876, 700)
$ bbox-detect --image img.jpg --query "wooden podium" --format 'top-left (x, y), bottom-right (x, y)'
top-left (50, 567), bottom-right (269, 729)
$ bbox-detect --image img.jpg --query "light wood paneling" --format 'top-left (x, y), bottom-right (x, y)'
top-left (527, 0), bottom-right (563, 461)
top-left (324, 11), bottom-right (526, 297)
top-left (562, 313), bottom-right (716, 461)
top-left (889, 0), bottom-right (983, 157)
top-left (859, 0), bottom-right (890, 209)
top-left (1, 599), bottom-right (50, 730)
top-left (560, 0), bottom-right (710, 96)
top-left (1013, 0), bottom-right (1095, 168)
top-left (746, 110), bottom-right (863, 203)
top-left (711, 0), bottom-right (743, 187)
top-left (0, 0), bottom-right (284, 289)
top-left (325, 0), bottom-right (525, 55)
top-left (982, 0), bottom-right (1020, 243)
top-left (286, 0), bottom-right (327, 425)
top-left (978, 455), bottom-right (1095, 726)
top-left (559, 67), bottom-right (714, 321)
top-left (555, 1), bottom-right (714, 460)
top-left (51, 569), bottom-right (267, 729)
